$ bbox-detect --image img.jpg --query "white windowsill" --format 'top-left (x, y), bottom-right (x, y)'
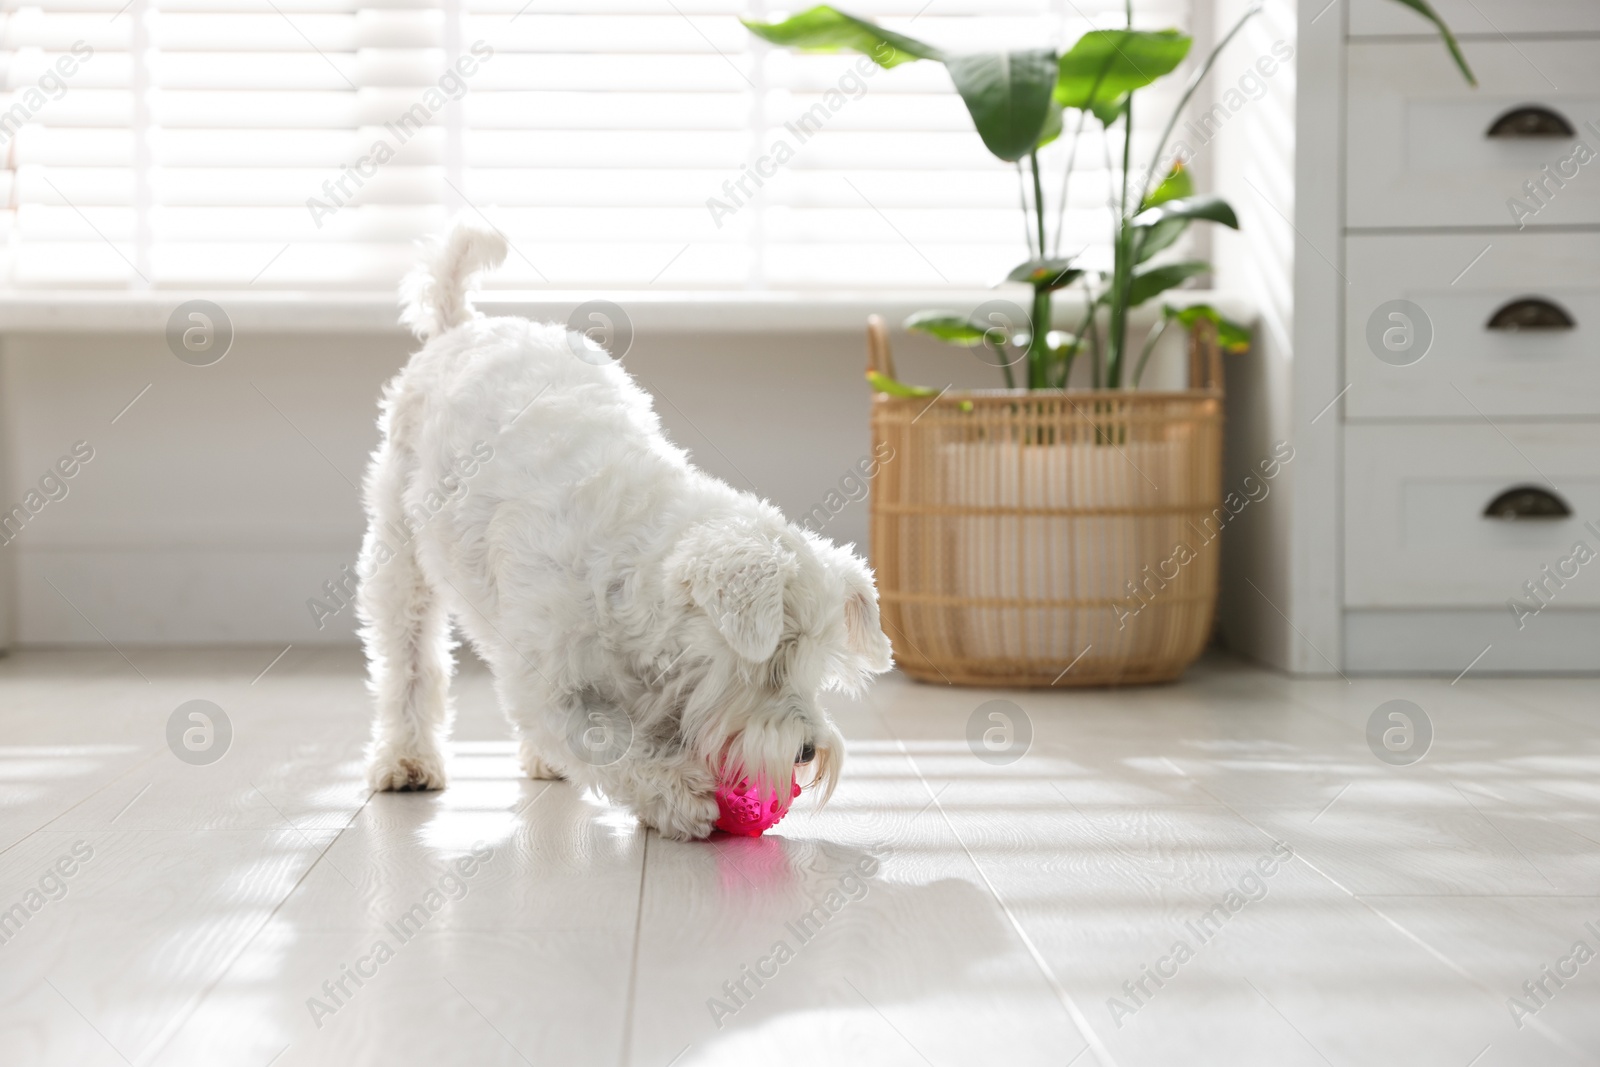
top-left (0, 289), bottom-right (1255, 334)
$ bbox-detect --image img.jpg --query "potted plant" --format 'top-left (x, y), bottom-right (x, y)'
top-left (746, 3), bottom-right (1472, 686)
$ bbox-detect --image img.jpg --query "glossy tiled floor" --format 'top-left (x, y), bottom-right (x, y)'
top-left (1, 647), bottom-right (1597, 1066)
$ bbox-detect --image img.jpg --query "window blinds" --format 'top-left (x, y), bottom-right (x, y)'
top-left (1, 0), bottom-right (1195, 291)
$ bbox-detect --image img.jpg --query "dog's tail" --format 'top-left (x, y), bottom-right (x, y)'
top-left (398, 218), bottom-right (508, 342)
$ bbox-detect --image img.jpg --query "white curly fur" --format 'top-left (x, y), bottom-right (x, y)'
top-left (360, 221), bottom-right (894, 840)
top-left (397, 219), bottom-right (508, 342)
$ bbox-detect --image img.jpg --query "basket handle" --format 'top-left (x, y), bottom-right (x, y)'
top-left (866, 314), bottom-right (897, 380)
top-left (1186, 315), bottom-right (1225, 394)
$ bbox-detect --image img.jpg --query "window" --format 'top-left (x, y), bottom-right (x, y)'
top-left (1, 0), bottom-right (1196, 291)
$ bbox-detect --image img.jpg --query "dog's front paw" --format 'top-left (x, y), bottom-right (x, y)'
top-left (638, 789), bottom-right (720, 842)
top-left (366, 748), bottom-right (447, 792)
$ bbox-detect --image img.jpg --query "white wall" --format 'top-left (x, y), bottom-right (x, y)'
top-left (0, 317), bottom-right (1044, 647)
top-left (1206, 0), bottom-right (1336, 673)
top-left (0, 297), bottom-right (1214, 649)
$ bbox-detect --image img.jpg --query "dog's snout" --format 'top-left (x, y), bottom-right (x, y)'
top-left (796, 741), bottom-right (815, 765)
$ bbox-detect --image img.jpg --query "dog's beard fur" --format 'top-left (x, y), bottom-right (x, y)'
top-left (677, 635), bottom-right (847, 810)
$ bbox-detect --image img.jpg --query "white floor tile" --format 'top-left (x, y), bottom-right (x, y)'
top-left (1, 649), bottom-right (1598, 1066)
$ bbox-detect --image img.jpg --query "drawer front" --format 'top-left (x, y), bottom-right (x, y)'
top-left (1345, 423), bottom-right (1600, 608)
top-left (1346, 233), bottom-right (1600, 418)
top-left (1346, 610), bottom-right (1600, 673)
top-left (1348, 41), bottom-right (1600, 229)
top-left (1351, 0), bottom-right (1600, 36)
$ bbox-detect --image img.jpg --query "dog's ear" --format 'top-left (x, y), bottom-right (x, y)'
top-left (844, 587), bottom-right (892, 671)
top-left (836, 553), bottom-right (894, 678)
top-left (670, 523), bottom-right (797, 662)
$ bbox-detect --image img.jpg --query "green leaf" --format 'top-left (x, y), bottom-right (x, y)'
top-left (1384, 0), bottom-right (1476, 86)
top-left (1055, 29), bottom-right (1192, 125)
top-left (866, 370), bottom-right (941, 397)
top-left (1164, 303), bottom-right (1251, 352)
top-left (1130, 196), bottom-right (1237, 264)
top-left (1141, 161), bottom-right (1193, 209)
top-left (904, 310), bottom-right (990, 346)
top-left (1035, 98), bottom-right (1064, 148)
top-left (1131, 167), bottom-right (1239, 269)
top-left (1132, 195), bottom-right (1239, 231)
top-left (742, 5), bottom-right (941, 68)
top-left (1004, 257), bottom-right (1082, 291)
top-left (943, 50), bottom-right (1060, 162)
top-left (1125, 259), bottom-right (1208, 307)
top-left (1133, 215), bottom-right (1189, 263)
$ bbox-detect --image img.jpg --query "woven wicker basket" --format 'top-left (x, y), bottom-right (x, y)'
top-left (867, 316), bottom-right (1225, 687)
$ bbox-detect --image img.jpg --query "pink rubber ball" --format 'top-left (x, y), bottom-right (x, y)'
top-left (714, 774), bottom-right (802, 837)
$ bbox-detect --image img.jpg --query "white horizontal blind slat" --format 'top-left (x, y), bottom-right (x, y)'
top-left (1, 0), bottom-right (1196, 290)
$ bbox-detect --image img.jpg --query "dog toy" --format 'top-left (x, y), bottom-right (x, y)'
top-left (714, 774), bottom-right (802, 837)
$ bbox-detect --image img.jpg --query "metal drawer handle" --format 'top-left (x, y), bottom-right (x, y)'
top-left (1486, 297), bottom-right (1575, 331)
top-left (1484, 485), bottom-right (1571, 521)
top-left (1486, 105), bottom-right (1575, 138)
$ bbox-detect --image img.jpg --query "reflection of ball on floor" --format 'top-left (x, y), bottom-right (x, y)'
top-left (714, 775), bottom-right (803, 837)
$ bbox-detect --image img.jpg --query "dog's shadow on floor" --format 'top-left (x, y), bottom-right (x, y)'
top-left (635, 830), bottom-right (1038, 1061)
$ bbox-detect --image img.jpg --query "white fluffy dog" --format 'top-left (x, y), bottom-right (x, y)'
top-left (358, 222), bottom-right (893, 840)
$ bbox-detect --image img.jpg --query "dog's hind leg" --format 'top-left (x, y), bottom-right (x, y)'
top-left (517, 737), bottom-right (566, 781)
top-left (359, 446), bottom-right (454, 792)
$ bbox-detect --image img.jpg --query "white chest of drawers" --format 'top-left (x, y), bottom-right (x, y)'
top-left (1224, 0), bottom-right (1600, 674)
top-left (1337, 1), bottom-right (1600, 671)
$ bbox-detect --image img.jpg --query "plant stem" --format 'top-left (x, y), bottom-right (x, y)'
top-left (1107, 0), bottom-right (1136, 389)
top-left (1132, 312), bottom-right (1170, 387)
top-left (1062, 284), bottom-right (1099, 387)
top-left (1027, 285), bottom-right (1051, 389)
top-left (1089, 297), bottom-right (1102, 389)
top-left (1136, 2), bottom-right (1263, 208)
top-left (1054, 45), bottom-right (1120, 258)
top-left (1056, 345), bottom-right (1077, 390)
top-left (1016, 151), bottom-right (1051, 391)
top-left (1106, 93), bottom-right (1134, 389)
top-left (996, 341), bottom-right (1016, 390)
top-left (1029, 151), bottom-right (1047, 263)
top-left (1050, 107), bottom-right (1092, 257)
top-left (1015, 160), bottom-right (1035, 257)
